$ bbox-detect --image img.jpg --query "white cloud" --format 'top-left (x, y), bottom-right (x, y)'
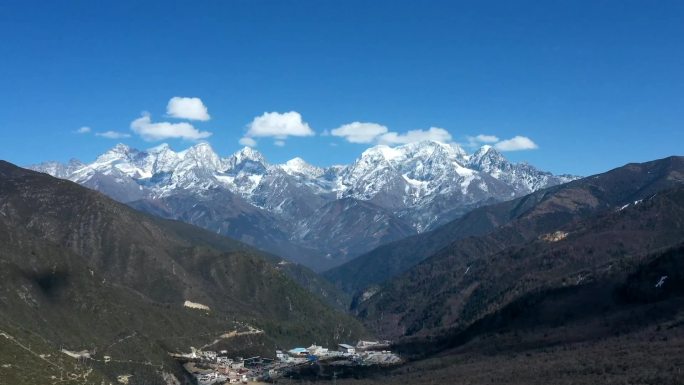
top-left (378, 127), bottom-right (452, 145)
top-left (246, 111), bottom-right (314, 139)
top-left (239, 137), bottom-right (257, 147)
top-left (465, 133), bottom-right (537, 151)
top-left (474, 134), bottom-right (499, 143)
top-left (331, 122), bottom-right (388, 143)
top-left (166, 97), bottom-right (211, 121)
top-left (494, 136), bottom-right (538, 151)
top-left (465, 134), bottom-right (500, 148)
top-left (274, 140), bottom-right (286, 147)
top-left (332, 122), bottom-right (454, 146)
top-left (130, 113), bottom-right (212, 141)
top-left (76, 126), bottom-right (91, 134)
top-left (96, 130), bottom-right (131, 139)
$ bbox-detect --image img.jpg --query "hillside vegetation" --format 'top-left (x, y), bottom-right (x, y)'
top-left (0, 161), bottom-right (367, 384)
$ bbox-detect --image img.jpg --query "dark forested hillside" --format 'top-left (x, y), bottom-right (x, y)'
top-left (326, 156), bottom-right (684, 295)
top-left (0, 161), bottom-right (367, 384)
top-left (355, 185), bottom-right (684, 341)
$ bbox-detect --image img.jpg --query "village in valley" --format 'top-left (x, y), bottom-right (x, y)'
top-left (177, 340), bottom-right (402, 384)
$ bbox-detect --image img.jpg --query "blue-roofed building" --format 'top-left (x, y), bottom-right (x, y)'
top-left (288, 348), bottom-right (308, 357)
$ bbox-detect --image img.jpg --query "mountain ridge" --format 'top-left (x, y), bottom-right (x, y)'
top-left (348, 156), bottom-right (684, 341)
top-left (29, 141), bottom-right (578, 270)
top-left (325, 155), bottom-right (683, 294)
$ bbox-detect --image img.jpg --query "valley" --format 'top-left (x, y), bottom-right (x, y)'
top-left (4, 155), bottom-right (682, 384)
top-left (4, 2), bottom-right (683, 383)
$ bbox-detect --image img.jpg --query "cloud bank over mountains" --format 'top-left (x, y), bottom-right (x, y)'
top-left (74, 96), bottom-right (539, 152)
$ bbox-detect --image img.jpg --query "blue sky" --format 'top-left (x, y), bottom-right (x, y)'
top-left (0, 0), bottom-right (682, 175)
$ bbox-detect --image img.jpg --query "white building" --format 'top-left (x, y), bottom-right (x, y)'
top-left (338, 344), bottom-right (355, 354)
top-left (307, 344), bottom-right (329, 356)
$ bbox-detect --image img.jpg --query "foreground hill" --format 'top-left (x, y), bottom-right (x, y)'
top-left (0, 161), bottom-right (366, 384)
top-left (332, 167), bottom-right (684, 384)
top-left (355, 180), bottom-right (684, 340)
top-left (326, 156), bottom-right (684, 294)
top-left (338, 240), bottom-right (684, 384)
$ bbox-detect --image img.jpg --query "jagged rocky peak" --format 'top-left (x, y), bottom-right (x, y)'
top-left (231, 146), bottom-right (267, 163)
top-left (86, 143), bottom-right (151, 179)
top-left (111, 142), bottom-right (134, 153)
top-left (142, 143), bottom-right (181, 173)
top-left (468, 145), bottom-right (508, 171)
top-left (470, 143), bottom-right (496, 158)
top-left (97, 143), bottom-right (135, 160)
top-left (179, 141), bottom-right (224, 171)
top-left (226, 146), bottom-right (268, 174)
top-left (467, 144), bottom-right (581, 193)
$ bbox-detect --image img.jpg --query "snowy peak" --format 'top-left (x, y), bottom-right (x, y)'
top-left (110, 143), bottom-right (135, 155)
top-left (340, 140), bottom-right (476, 203)
top-left (96, 143), bottom-right (137, 162)
top-left (28, 140), bottom-right (577, 232)
top-left (179, 142), bottom-right (223, 171)
top-left (87, 143), bottom-right (151, 179)
top-left (232, 146), bottom-right (266, 164)
top-left (398, 140), bottom-right (467, 160)
top-left (142, 143), bottom-right (180, 173)
top-left (29, 158), bottom-right (85, 179)
top-left (225, 146), bottom-right (268, 175)
top-left (468, 145), bottom-right (508, 173)
top-left (467, 144), bottom-right (580, 193)
top-left (280, 157), bottom-right (324, 177)
top-left (360, 145), bottom-right (403, 163)
top-left (356, 141), bottom-right (468, 168)
top-left (472, 144), bottom-right (495, 158)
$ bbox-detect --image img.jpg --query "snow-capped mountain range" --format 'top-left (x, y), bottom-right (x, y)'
top-left (29, 141), bottom-right (578, 271)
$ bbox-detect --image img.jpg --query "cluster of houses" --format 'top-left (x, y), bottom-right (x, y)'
top-left (182, 340), bottom-right (399, 384)
top-left (180, 349), bottom-right (254, 384)
top-left (279, 340), bottom-right (391, 362)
